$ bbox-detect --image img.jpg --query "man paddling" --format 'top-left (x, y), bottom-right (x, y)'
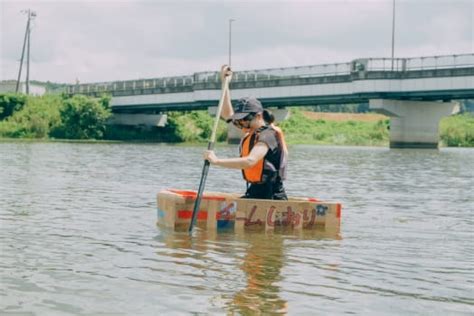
top-left (203, 66), bottom-right (288, 200)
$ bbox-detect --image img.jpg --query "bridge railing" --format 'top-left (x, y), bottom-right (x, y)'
top-left (68, 75), bottom-right (194, 94)
top-left (404, 54), bottom-right (474, 70)
top-left (68, 53), bottom-right (474, 94)
top-left (364, 58), bottom-right (406, 71)
top-left (236, 62), bottom-right (353, 81)
top-left (364, 54), bottom-right (474, 72)
top-left (194, 62), bottom-right (352, 84)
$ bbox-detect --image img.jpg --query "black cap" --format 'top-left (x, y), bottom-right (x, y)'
top-left (231, 97), bottom-right (263, 120)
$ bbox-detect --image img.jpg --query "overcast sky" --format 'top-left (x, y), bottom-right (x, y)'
top-left (1, 0), bottom-right (472, 84)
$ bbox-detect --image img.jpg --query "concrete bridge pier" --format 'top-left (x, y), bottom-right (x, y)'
top-left (108, 113), bottom-right (168, 127)
top-left (369, 99), bottom-right (460, 149)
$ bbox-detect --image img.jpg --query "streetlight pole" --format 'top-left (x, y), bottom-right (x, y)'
top-left (391, 0), bottom-right (396, 71)
top-left (228, 18), bottom-right (235, 67)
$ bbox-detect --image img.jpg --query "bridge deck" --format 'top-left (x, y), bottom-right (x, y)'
top-left (68, 54), bottom-right (474, 112)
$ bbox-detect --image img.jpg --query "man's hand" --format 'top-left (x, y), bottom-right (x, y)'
top-left (220, 65), bottom-right (233, 83)
top-left (204, 150), bottom-right (219, 164)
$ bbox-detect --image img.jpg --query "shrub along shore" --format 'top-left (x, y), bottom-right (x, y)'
top-left (1, 93), bottom-right (473, 147)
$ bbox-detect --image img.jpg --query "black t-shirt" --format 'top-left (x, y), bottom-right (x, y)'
top-left (257, 127), bottom-right (281, 174)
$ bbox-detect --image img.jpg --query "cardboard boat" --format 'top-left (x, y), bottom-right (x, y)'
top-left (157, 189), bottom-right (342, 233)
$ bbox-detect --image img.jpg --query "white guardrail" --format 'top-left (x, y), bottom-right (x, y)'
top-left (68, 53), bottom-right (474, 94)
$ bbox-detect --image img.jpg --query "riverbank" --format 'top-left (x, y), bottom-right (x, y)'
top-left (1, 93), bottom-right (473, 147)
top-left (283, 110), bottom-right (473, 147)
top-left (78, 108), bottom-right (474, 147)
top-left (280, 110), bottom-right (390, 146)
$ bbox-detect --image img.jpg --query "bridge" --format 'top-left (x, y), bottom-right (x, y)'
top-left (68, 53), bottom-right (474, 148)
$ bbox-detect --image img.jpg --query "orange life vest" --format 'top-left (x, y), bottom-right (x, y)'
top-left (240, 126), bottom-right (287, 184)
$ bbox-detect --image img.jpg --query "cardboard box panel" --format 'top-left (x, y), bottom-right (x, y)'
top-left (157, 189), bottom-right (341, 234)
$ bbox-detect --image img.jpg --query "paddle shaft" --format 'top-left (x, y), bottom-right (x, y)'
top-left (189, 76), bottom-right (230, 232)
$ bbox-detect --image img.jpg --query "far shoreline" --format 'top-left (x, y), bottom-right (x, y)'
top-left (3, 137), bottom-right (473, 148)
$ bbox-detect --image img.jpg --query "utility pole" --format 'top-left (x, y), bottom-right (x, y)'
top-left (16, 10), bottom-right (30, 93)
top-left (26, 15), bottom-right (31, 95)
top-left (391, 0), bottom-right (396, 71)
top-left (15, 9), bottom-right (36, 94)
top-left (228, 18), bottom-right (235, 67)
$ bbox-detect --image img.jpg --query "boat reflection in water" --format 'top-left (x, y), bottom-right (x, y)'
top-left (155, 227), bottom-right (341, 314)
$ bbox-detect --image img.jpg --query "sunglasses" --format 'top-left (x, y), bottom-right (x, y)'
top-left (233, 113), bottom-right (256, 129)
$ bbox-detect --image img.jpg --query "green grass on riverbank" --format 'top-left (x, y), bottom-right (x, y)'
top-left (440, 113), bottom-right (474, 147)
top-left (0, 93), bottom-right (111, 140)
top-left (279, 109), bottom-right (390, 146)
top-left (1, 92), bottom-right (473, 147)
top-left (279, 109), bottom-right (474, 147)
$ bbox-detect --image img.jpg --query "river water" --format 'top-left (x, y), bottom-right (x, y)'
top-left (0, 142), bottom-right (473, 315)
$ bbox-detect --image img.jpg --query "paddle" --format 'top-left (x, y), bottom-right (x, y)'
top-left (188, 74), bottom-right (231, 233)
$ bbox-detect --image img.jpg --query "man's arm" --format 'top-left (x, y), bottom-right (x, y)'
top-left (219, 65), bottom-right (234, 121)
top-left (204, 142), bottom-right (268, 169)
